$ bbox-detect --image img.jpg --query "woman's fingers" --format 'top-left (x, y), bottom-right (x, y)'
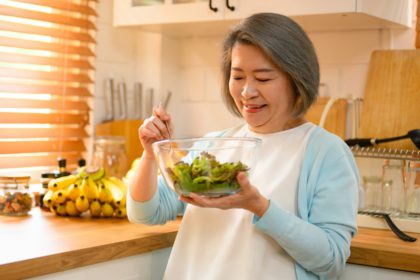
top-left (178, 172), bottom-right (268, 214)
top-left (153, 105), bottom-right (172, 138)
top-left (139, 115), bottom-right (171, 140)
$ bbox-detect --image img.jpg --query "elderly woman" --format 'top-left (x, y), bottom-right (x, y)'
top-left (128, 13), bottom-right (359, 280)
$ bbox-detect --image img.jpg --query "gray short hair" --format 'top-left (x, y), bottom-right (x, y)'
top-left (222, 13), bottom-right (319, 117)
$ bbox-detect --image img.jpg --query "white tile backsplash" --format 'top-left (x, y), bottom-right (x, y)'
top-left (310, 30), bottom-right (383, 64)
top-left (179, 36), bottom-right (222, 67)
top-left (204, 66), bottom-right (223, 102)
top-left (179, 66), bottom-right (206, 101)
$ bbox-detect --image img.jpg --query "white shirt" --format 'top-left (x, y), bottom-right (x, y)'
top-left (164, 123), bottom-right (315, 280)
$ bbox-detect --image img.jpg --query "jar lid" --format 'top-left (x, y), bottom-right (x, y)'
top-left (94, 136), bottom-right (126, 145)
top-left (0, 175), bottom-right (30, 185)
top-left (57, 158), bottom-right (67, 168)
top-left (78, 158), bottom-right (86, 167)
top-left (41, 172), bottom-right (61, 179)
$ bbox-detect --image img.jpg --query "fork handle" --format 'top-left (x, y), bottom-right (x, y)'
top-left (383, 214), bottom-right (417, 242)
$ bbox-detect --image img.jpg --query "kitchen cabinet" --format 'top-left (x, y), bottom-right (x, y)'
top-left (2, 207), bottom-right (420, 279)
top-left (113, 0), bottom-right (223, 27)
top-left (113, 0), bottom-right (413, 37)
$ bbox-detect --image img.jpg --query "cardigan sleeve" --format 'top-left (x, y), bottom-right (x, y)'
top-left (127, 175), bottom-right (186, 225)
top-left (254, 131), bottom-right (359, 279)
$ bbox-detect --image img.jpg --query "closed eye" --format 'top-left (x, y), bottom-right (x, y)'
top-left (257, 78), bottom-right (271, 82)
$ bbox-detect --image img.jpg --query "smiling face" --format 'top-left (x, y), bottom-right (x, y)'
top-left (229, 43), bottom-right (300, 134)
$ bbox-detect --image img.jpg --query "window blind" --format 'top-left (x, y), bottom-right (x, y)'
top-left (0, 0), bottom-right (97, 177)
top-left (416, 0), bottom-right (419, 48)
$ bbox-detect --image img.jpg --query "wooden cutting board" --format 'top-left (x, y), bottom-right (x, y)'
top-left (358, 50), bottom-right (420, 150)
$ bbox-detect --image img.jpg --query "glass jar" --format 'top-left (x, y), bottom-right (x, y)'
top-left (362, 176), bottom-right (382, 210)
top-left (405, 161), bottom-right (420, 218)
top-left (91, 136), bottom-right (128, 178)
top-left (0, 175), bottom-right (33, 216)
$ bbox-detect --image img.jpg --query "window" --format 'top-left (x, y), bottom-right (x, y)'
top-left (0, 0), bottom-right (97, 179)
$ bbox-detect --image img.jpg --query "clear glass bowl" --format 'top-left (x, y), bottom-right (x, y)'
top-left (153, 137), bottom-right (261, 197)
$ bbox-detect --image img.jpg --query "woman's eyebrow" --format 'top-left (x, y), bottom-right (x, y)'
top-left (231, 67), bottom-right (275, 73)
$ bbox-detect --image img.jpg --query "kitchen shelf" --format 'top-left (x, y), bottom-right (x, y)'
top-left (351, 146), bottom-right (420, 161)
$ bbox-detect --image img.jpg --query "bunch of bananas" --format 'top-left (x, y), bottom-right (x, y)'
top-left (43, 167), bottom-right (127, 218)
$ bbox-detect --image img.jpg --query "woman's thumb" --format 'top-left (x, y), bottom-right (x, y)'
top-left (237, 172), bottom-right (250, 189)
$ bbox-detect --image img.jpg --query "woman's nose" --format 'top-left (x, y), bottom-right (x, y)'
top-left (241, 82), bottom-right (258, 99)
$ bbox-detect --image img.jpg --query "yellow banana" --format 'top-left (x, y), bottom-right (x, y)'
top-left (65, 182), bottom-right (81, 201)
top-left (98, 182), bottom-right (113, 203)
top-left (48, 174), bottom-right (78, 191)
top-left (65, 200), bottom-right (80, 217)
top-left (87, 167), bottom-right (106, 182)
top-left (76, 166), bottom-right (87, 179)
top-left (75, 195), bottom-right (89, 212)
top-left (131, 157), bottom-right (141, 170)
top-left (51, 189), bottom-right (66, 204)
top-left (123, 169), bottom-right (135, 185)
top-left (56, 203), bottom-right (67, 216)
top-left (115, 194), bottom-right (126, 208)
top-left (101, 202), bottom-right (114, 218)
top-left (43, 190), bottom-right (54, 208)
top-left (108, 176), bottom-right (127, 194)
top-left (102, 178), bottom-right (125, 207)
top-left (50, 204), bottom-right (57, 215)
top-left (82, 176), bottom-right (99, 201)
top-left (115, 206), bottom-right (127, 219)
top-left (89, 199), bottom-right (101, 217)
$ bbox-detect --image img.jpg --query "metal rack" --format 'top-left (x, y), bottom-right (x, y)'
top-left (351, 146), bottom-right (420, 161)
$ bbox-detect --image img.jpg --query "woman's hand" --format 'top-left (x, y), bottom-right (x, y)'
top-left (179, 172), bottom-right (270, 218)
top-left (138, 104), bottom-right (173, 158)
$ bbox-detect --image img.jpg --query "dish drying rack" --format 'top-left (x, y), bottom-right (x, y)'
top-left (353, 146), bottom-right (420, 235)
top-left (350, 146), bottom-right (420, 161)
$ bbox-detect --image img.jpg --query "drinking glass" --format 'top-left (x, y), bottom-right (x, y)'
top-left (405, 161), bottom-right (420, 218)
top-left (362, 176), bottom-right (382, 210)
top-left (381, 159), bottom-right (405, 215)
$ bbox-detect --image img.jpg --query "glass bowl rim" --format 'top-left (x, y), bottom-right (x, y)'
top-left (152, 136), bottom-right (262, 147)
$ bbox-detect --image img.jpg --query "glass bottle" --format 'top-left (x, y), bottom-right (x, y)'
top-left (57, 158), bottom-right (71, 177)
top-left (91, 136), bottom-right (128, 178)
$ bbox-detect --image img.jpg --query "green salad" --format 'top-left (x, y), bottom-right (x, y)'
top-left (166, 152), bottom-right (249, 194)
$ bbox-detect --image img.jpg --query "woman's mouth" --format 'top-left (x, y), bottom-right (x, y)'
top-left (243, 103), bottom-right (266, 113)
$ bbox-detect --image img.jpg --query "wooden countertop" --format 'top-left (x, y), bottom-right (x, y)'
top-left (1, 208), bottom-right (420, 280)
top-left (348, 227), bottom-right (420, 273)
top-left (0, 208), bottom-right (180, 280)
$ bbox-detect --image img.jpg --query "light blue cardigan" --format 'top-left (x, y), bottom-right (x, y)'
top-left (127, 125), bottom-right (359, 280)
